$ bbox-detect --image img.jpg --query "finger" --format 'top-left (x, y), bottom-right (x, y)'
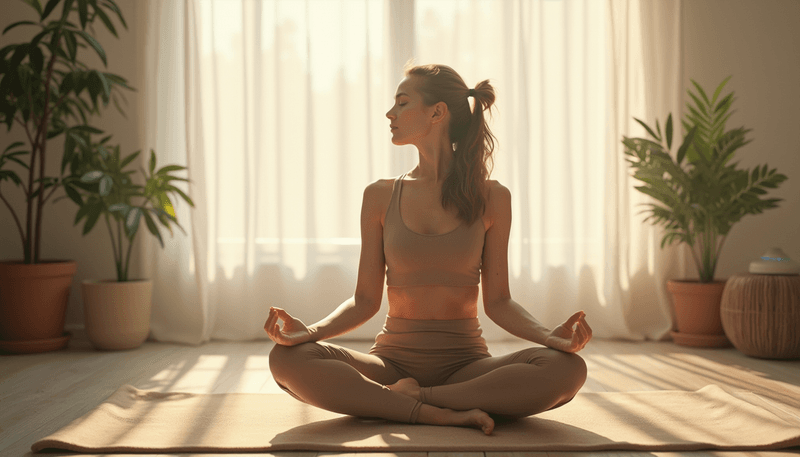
top-left (580, 315), bottom-right (593, 338)
top-left (564, 311), bottom-right (583, 329)
top-left (267, 308), bottom-right (281, 330)
top-left (264, 311), bottom-right (276, 332)
top-left (266, 318), bottom-right (278, 339)
top-left (578, 322), bottom-right (591, 346)
top-left (273, 322), bottom-right (284, 343)
top-left (274, 307), bottom-right (293, 323)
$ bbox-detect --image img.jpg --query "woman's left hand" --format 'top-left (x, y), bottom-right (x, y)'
top-left (544, 311), bottom-right (593, 353)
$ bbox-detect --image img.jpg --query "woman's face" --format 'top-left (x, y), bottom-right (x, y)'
top-left (385, 75), bottom-right (435, 146)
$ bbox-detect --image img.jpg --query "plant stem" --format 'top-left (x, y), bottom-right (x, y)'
top-left (104, 213), bottom-right (120, 269)
top-left (0, 190), bottom-right (27, 248)
top-left (123, 231), bottom-right (136, 282)
top-left (33, 47), bottom-right (60, 263)
top-left (118, 218), bottom-right (124, 280)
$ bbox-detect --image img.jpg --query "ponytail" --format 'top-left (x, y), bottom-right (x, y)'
top-left (404, 64), bottom-right (497, 225)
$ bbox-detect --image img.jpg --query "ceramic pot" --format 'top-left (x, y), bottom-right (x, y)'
top-left (0, 260), bottom-right (77, 353)
top-left (667, 279), bottom-right (730, 347)
top-left (82, 279), bottom-right (153, 351)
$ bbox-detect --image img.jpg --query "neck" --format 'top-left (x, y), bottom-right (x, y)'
top-left (411, 135), bottom-right (453, 185)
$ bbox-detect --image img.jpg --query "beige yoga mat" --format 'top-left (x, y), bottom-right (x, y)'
top-left (32, 384), bottom-right (800, 453)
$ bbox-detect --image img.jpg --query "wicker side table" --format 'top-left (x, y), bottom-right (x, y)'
top-left (720, 272), bottom-right (800, 359)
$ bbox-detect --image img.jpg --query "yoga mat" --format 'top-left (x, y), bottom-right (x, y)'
top-left (32, 384), bottom-right (800, 453)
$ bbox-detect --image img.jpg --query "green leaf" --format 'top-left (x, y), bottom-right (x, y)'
top-left (71, 124), bottom-right (104, 134)
top-left (99, 175), bottom-right (113, 196)
top-left (41, 0), bottom-right (61, 21)
top-left (167, 185), bottom-right (195, 207)
top-left (690, 79), bottom-right (711, 107)
top-left (149, 150), bottom-right (156, 175)
top-left (108, 203), bottom-right (128, 213)
top-left (75, 30), bottom-right (106, 66)
top-left (61, 0), bottom-right (76, 21)
top-left (28, 45), bottom-right (44, 75)
top-left (80, 170), bottom-right (103, 183)
top-left (710, 75), bottom-right (732, 105)
top-left (120, 150), bottom-right (141, 169)
top-left (142, 210), bottom-right (164, 248)
top-left (125, 206), bottom-right (142, 238)
top-left (156, 165), bottom-right (186, 175)
top-left (687, 92), bottom-right (707, 116)
top-left (714, 92), bottom-right (734, 114)
top-left (0, 170), bottom-right (23, 186)
top-left (83, 202), bottom-right (102, 235)
top-left (3, 141), bottom-right (25, 154)
top-left (64, 183), bottom-right (83, 205)
top-left (158, 193), bottom-right (176, 218)
top-left (676, 125), bottom-right (697, 165)
top-left (634, 117), bottom-right (661, 141)
top-left (665, 114), bottom-right (673, 151)
top-left (2, 21), bottom-right (38, 36)
top-left (94, 70), bottom-right (110, 103)
top-left (93, 5), bottom-right (118, 38)
top-left (21, 0), bottom-right (44, 17)
top-left (64, 31), bottom-right (77, 62)
top-left (61, 134), bottom-right (76, 174)
top-left (102, 0), bottom-right (127, 30)
top-left (78, 0), bottom-right (89, 30)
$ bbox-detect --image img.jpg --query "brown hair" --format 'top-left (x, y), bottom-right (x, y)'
top-left (404, 64), bottom-right (497, 225)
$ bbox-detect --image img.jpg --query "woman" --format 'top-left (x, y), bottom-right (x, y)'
top-left (266, 64), bottom-right (591, 435)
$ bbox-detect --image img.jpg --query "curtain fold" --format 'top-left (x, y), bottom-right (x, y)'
top-left (137, 0), bottom-right (684, 345)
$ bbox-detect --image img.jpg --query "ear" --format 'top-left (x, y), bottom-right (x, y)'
top-left (430, 101), bottom-right (448, 124)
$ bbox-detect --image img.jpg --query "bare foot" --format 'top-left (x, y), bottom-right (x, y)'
top-left (446, 408), bottom-right (495, 435)
top-left (387, 377), bottom-right (421, 401)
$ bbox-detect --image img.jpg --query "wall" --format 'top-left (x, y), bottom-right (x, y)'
top-left (1, 0), bottom-right (798, 332)
top-left (682, 0), bottom-right (800, 279)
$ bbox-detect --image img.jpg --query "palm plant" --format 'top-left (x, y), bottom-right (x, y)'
top-left (622, 76), bottom-right (788, 282)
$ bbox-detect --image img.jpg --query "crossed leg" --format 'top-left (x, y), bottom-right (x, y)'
top-left (268, 341), bottom-right (495, 433)
top-left (389, 347), bottom-right (587, 419)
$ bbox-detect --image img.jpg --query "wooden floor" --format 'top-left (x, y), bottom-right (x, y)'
top-left (1, 330), bottom-right (799, 457)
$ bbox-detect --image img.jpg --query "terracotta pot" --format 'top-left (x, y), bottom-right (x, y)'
top-left (82, 279), bottom-right (153, 351)
top-left (666, 279), bottom-right (730, 347)
top-left (0, 260), bottom-right (77, 352)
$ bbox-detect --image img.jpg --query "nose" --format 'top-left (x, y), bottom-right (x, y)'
top-left (386, 108), bottom-right (394, 120)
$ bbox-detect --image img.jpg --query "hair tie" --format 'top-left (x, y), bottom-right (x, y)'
top-left (468, 88), bottom-right (476, 97)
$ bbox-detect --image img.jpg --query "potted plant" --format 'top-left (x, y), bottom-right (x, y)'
top-left (55, 133), bottom-right (194, 350)
top-left (622, 76), bottom-right (787, 347)
top-left (0, 0), bottom-right (133, 353)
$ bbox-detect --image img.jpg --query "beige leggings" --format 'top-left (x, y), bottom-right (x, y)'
top-left (269, 316), bottom-right (587, 424)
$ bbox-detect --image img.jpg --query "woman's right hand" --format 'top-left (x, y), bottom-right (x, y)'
top-left (264, 307), bottom-right (313, 346)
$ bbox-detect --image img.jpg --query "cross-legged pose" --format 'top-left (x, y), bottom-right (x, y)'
top-left (266, 64), bottom-right (592, 435)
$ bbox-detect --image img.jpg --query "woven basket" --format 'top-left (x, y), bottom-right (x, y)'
top-left (720, 273), bottom-right (800, 359)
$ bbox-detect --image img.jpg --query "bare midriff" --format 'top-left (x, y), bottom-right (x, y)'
top-left (386, 284), bottom-right (479, 320)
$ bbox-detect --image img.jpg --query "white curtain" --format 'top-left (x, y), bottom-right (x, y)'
top-left (135, 0), bottom-right (683, 345)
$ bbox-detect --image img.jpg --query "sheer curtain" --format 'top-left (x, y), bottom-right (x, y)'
top-left (136, 0), bottom-right (683, 344)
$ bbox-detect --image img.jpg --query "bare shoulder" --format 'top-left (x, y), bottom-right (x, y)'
top-left (484, 180), bottom-right (511, 229)
top-left (362, 178), bottom-right (395, 224)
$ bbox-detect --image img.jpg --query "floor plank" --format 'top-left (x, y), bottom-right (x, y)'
top-left (1, 331), bottom-right (799, 457)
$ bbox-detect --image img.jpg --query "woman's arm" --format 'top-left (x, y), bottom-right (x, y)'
top-left (265, 180), bottom-right (389, 345)
top-left (480, 182), bottom-right (592, 352)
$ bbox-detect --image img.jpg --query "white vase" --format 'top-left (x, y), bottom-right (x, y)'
top-left (81, 279), bottom-right (153, 350)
